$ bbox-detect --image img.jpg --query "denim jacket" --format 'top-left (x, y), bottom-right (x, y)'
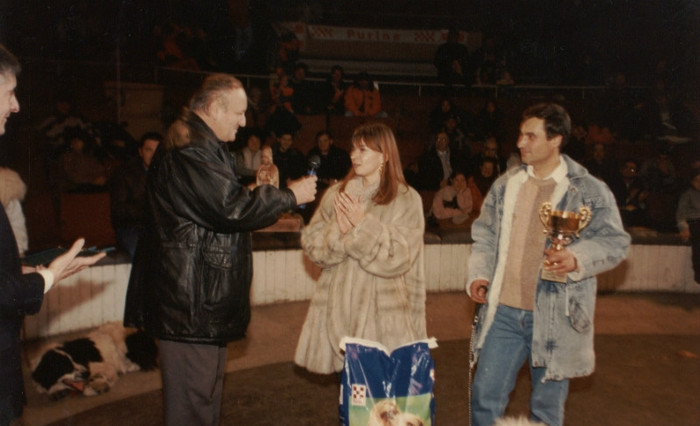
top-left (467, 155), bottom-right (630, 381)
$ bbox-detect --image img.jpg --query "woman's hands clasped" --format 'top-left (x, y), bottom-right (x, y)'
top-left (335, 192), bottom-right (365, 235)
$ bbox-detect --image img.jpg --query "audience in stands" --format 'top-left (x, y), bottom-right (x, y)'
top-left (469, 157), bottom-right (497, 217)
top-left (0, 167), bottom-right (28, 256)
top-left (154, 22), bottom-right (201, 70)
top-left (562, 122), bottom-right (587, 163)
top-left (600, 71), bottom-right (645, 141)
top-left (471, 137), bottom-right (506, 177)
top-left (306, 130), bottom-right (351, 193)
top-left (430, 170), bottom-right (474, 229)
top-left (37, 97), bottom-right (95, 160)
top-left (269, 70), bottom-right (294, 113)
top-left (233, 129), bottom-right (264, 187)
top-left (110, 131), bottom-right (162, 259)
top-left (441, 112), bottom-right (470, 154)
top-left (475, 99), bottom-right (505, 141)
top-left (676, 168), bottom-right (700, 283)
top-left (417, 131), bottom-right (470, 191)
top-left (245, 85), bottom-right (269, 129)
top-left (582, 142), bottom-right (617, 186)
top-left (639, 143), bottom-right (681, 231)
top-left (344, 72), bottom-right (387, 118)
top-left (433, 27), bottom-right (471, 92)
top-left (473, 36), bottom-right (507, 85)
top-left (289, 62), bottom-right (318, 115)
top-left (324, 65), bottom-right (347, 115)
top-left (643, 79), bottom-right (697, 143)
top-left (429, 98), bottom-right (463, 135)
top-left (272, 129), bottom-right (306, 189)
top-left (609, 158), bottom-right (650, 228)
top-left (59, 128), bottom-right (108, 193)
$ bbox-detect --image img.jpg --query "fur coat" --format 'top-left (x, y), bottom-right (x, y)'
top-left (0, 167), bottom-right (27, 255)
top-left (295, 178), bottom-right (427, 374)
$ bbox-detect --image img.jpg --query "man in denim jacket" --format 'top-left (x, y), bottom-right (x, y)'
top-left (467, 103), bottom-right (630, 426)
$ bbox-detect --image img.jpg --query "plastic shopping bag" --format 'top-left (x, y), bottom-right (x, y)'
top-left (339, 337), bottom-right (438, 426)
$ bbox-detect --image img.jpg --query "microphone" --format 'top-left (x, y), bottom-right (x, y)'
top-left (300, 155), bottom-right (321, 209)
top-left (307, 155), bottom-right (321, 176)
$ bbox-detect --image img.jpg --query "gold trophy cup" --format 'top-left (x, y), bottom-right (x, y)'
top-left (539, 202), bottom-right (592, 283)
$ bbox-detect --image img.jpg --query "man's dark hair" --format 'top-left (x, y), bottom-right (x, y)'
top-left (315, 129), bottom-right (332, 142)
top-left (0, 44), bottom-right (21, 78)
top-left (521, 103), bottom-right (571, 147)
top-left (139, 131), bottom-right (163, 148)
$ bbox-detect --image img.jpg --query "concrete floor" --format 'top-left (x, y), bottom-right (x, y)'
top-left (20, 291), bottom-right (700, 426)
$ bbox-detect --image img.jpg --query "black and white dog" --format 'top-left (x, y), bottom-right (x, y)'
top-left (31, 322), bottom-right (158, 400)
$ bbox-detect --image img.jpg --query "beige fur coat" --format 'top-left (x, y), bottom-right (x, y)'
top-left (295, 178), bottom-right (427, 374)
top-left (0, 167), bottom-right (28, 254)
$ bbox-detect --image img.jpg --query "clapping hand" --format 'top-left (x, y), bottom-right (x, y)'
top-left (46, 238), bottom-right (107, 283)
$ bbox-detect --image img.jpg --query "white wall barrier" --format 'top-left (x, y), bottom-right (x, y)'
top-left (22, 242), bottom-right (698, 340)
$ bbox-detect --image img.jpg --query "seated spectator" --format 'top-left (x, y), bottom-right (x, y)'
top-left (676, 168), bottom-right (700, 283)
top-left (269, 70), bottom-right (294, 113)
top-left (324, 65), bottom-right (347, 115)
top-left (471, 136), bottom-right (506, 177)
top-left (306, 130), bottom-right (351, 192)
top-left (469, 157), bottom-right (497, 216)
top-left (418, 131), bottom-right (470, 191)
top-left (429, 98), bottom-right (461, 135)
top-left (233, 129), bottom-right (264, 186)
top-left (246, 85), bottom-right (269, 129)
top-left (430, 171), bottom-right (474, 229)
top-left (582, 142), bottom-right (617, 186)
top-left (609, 159), bottom-right (650, 228)
top-left (476, 99), bottom-right (505, 141)
top-left (643, 79), bottom-right (697, 142)
top-left (344, 72), bottom-right (387, 118)
top-left (256, 145), bottom-right (279, 188)
top-left (272, 129), bottom-right (306, 189)
top-left (640, 143), bottom-right (681, 231)
top-left (289, 62), bottom-right (318, 114)
top-left (110, 131), bottom-right (162, 259)
top-left (0, 167), bottom-right (28, 256)
top-left (59, 128), bottom-right (108, 192)
top-left (442, 112), bottom-right (469, 154)
top-left (563, 122), bottom-right (587, 163)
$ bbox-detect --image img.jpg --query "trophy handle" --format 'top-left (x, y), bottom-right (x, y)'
top-left (539, 202), bottom-right (552, 230)
top-left (575, 205), bottom-right (592, 237)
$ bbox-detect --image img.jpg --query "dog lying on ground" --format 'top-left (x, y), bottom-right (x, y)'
top-left (31, 322), bottom-right (158, 400)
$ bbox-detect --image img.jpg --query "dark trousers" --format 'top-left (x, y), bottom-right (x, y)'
top-left (690, 220), bottom-right (700, 283)
top-left (159, 340), bottom-right (228, 426)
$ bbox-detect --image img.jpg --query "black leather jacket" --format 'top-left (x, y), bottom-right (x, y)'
top-left (124, 110), bottom-right (297, 344)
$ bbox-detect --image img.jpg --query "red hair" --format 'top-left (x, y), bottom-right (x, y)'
top-left (339, 122), bottom-right (406, 205)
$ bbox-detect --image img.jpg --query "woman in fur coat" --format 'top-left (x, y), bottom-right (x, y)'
top-left (295, 122), bottom-right (427, 374)
top-left (0, 167), bottom-right (27, 256)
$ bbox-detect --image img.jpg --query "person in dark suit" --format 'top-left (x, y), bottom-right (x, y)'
top-left (0, 44), bottom-right (106, 426)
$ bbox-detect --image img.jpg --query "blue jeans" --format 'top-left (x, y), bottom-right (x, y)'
top-left (471, 304), bottom-right (569, 426)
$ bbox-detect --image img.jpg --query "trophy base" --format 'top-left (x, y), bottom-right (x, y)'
top-left (540, 269), bottom-right (568, 283)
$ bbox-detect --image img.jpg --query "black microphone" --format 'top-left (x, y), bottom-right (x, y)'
top-left (300, 155), bottom-right (321, 209)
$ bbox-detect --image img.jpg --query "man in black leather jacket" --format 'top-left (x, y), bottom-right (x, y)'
top-left (123, 74), bottom-right (316, 426)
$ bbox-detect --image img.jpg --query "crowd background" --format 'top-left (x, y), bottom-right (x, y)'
top-left (0, 0), bottom-right (697, 253)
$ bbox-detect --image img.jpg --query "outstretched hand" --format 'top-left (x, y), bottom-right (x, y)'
top-left (46, 238), bottom-right (107, 283)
